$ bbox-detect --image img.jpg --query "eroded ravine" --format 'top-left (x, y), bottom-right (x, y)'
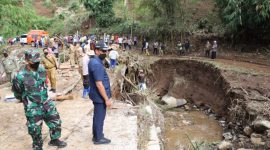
top-left (127, 57), bottom-right (270, 149)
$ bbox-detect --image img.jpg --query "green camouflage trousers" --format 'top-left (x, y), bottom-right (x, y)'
top-left (24, 99), bottom-right (62, 150)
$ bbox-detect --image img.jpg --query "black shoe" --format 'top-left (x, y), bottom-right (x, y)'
top-left (92, 137), bottom-right (96, 142)
top-left (94, 137), bottom-right (111, 145)
top-left (48, 139), bottom-right (67, 148)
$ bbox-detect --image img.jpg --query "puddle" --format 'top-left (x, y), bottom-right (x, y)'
top-left (164, 110), bottom-right (222, 150)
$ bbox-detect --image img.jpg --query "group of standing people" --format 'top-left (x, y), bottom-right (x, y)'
top-left (141, 39), bottom-right (166, 56)
top-left (205, 40), bottom-right (218, 59)
top-left (176, 40), bottom-right (190, 55)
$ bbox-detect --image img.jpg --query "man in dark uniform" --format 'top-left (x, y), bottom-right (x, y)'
top-left (12, 49), bottom-right (67, 150)
top-left (88, 45), bottom-right (112, 144)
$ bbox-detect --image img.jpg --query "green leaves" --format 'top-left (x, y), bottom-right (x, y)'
top-left (81, 0), bottom-right (115, 28)
top-left (216, 0), bottom-right (270, 41)
top-left (0, 0), bottom-right (50, 38)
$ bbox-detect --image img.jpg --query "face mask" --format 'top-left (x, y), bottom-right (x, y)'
top-left (3, 54), bottom-right (8, 57)
top-left (30, 62), bottom-right (40, 71)
top-left (44, 52), bottom-right (48, 55)
top-left (99, 53), bottom-right (107, 60)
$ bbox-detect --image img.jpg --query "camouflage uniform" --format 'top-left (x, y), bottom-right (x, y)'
top-left (12, 50), bottom-right (62, 150)
top-left (1, 49), bottom-right (18, 82)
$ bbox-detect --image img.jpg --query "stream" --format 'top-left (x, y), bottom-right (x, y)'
top-left (164, 109), bottom-right (222, 149)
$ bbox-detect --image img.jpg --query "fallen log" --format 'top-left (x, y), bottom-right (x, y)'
top-left (57, 75), bottom-right (81, 96)
top-left (55, 94), bottom-right (74, 101)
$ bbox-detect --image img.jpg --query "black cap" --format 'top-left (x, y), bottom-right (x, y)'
top-left (101, 46), bottom-right (109, 51)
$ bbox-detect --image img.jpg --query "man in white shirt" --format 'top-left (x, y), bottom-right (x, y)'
top-left (108, 45), bottom-right (119, 69)
top-left (145, 41), bottom-right (150, 56)
top-left (82, 49), bottom-right (95, 98)
top-left (118, 36), bottom-right (123, 49)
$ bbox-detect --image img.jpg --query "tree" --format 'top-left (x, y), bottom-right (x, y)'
top-left (81, 0), bottom-right (115, 28)
top-left (0, 0), bottom-right (50, 38)
top-left (133, 0), bottom-right (186, 42)
top-left (216, 0), bottom-right (270, 42)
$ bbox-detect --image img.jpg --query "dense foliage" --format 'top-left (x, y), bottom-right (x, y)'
top-left (80, 0), bottom-right (115, 28)
top-left (133, 0), bottom-right (185, 41)
top-left (216, 0), bottom-right (270, 42)
top-left (0, 0), bottom-right (50, 38)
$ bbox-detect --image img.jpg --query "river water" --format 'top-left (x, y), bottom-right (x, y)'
top-left (164, 110), bottom-right (222, 150)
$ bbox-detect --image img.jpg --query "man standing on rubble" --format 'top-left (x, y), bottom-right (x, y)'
top-left (41, 48), bottom-right (58, 93)
top-left (88, 45), bottom-right (112, 144)
top-left (1, 49), bottom-right (19, 82)
top-left (12, 49), bottom-right (67, 150)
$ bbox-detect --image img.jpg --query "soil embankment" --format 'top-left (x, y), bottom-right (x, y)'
top-left (149, 59), bottom-right (229, 116)
top-left (146, 58), bottom-right (270, 149)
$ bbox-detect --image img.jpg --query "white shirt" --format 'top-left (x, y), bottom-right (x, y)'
top-left (82, 54), bottom-right (90, 75)
top-left (109, 50), bottom-right (119, 60)
top-left (84, 44), bottom-right (90, 51)
top-left (118, 37), bottom-right (123, 44)
top-left (145, 42), bottom-right (149, 49)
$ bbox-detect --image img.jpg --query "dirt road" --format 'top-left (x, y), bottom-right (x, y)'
top-left (0, 93), bottom-right (137, 150)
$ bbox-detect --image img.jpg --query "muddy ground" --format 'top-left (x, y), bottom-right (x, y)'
top-left (150, 57), bottom-right (270, 149)
top-left (120, 49), bottom-right (270, 149)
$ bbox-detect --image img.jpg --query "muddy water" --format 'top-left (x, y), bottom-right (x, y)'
top-left (164, 110), bottom-right (222, 150)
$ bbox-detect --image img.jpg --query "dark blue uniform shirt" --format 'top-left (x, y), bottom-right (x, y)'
top-left (88, 56), bottom-right (111, 103)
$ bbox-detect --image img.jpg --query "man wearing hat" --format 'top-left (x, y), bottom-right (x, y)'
top-left (41, 48), bottom-right (58, 93)
top-left (12, 49), bottom-right (67, 150)
top-left (1, 49), bottom-right (18, 82)
top-left (88, 44), bottom-right (112, 144)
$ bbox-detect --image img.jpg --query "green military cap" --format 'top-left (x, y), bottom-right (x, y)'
top-left (2, 49), bottom-right (8, 54)
top-left (27, 49), bottom-right (41, 63)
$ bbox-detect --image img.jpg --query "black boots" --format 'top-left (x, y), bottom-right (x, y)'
top-left (93, 137), bottom-right (111, 145)
top-left (48, 139), bottom-right (67, 148)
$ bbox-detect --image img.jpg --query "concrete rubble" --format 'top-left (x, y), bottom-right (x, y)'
top-left (161, 94), bottom-right (187, 108)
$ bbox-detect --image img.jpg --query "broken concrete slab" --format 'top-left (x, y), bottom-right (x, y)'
top-left (161, 94), bottom-right (187, 108)
top-left (252, 120), bottom-right (270, 133)
top-left (147, 125), bottom-right (161, 150)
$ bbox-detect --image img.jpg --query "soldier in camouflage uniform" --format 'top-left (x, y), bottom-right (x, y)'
top-left (12, 49), bottom-right (67, 150)
top-left (1, 49), bottom-right (19, 82)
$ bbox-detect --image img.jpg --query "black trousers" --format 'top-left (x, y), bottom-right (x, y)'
top-left (205, 50), bottom-right (210, 57)
top-left (211, 51), bottom-right (216, 59)
top-left (153, 48), bottom-right (158, 55)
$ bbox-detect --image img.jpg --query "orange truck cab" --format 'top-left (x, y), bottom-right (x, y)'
top-left (27, 30), bottom-right (49, 46)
